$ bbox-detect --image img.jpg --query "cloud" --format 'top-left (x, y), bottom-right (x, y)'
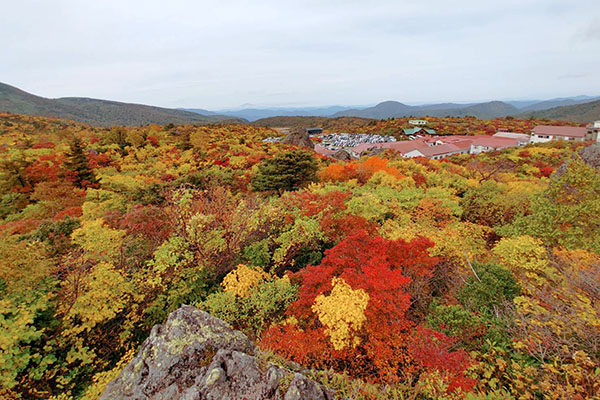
top-left (582, 22), bottom-right (600, 41)
top-left (1, 0), bottom-right (599, 108)
top-left (558, 73), bottom-right (588, 80)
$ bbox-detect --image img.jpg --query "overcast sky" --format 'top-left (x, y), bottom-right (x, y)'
top-left (1, 0), bottom-right (599, 109)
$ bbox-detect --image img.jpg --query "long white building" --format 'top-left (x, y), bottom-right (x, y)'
top-left (529, 125), bottom-right (587, 143)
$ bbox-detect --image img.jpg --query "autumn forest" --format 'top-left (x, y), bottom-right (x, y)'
top-left (1, 112), bottom-right (599, 400)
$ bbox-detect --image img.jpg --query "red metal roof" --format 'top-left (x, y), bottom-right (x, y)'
top-left (493, 132), bottom-right (530, 141)
top-left (352, 139), bottom-right (429, 155)
top-left (418, 143), bottom-right (464, 157)
top-left (470, 135), bottom-right (519, 148)
top-left (532, 125), bottom-right (587, 138)
top-left (314, 144), bottom-right (337, 156)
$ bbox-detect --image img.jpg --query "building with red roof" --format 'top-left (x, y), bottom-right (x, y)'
top-left (314, 144), bottom-right (337, 156)
top-left (351, 137), bottom-right (472, 160)
top-left (469, 135), bottom-right (520, 154)
top-left (530, 125), bottom-right (587, 143)
top-left (351, 133), bottom-right (525, 160)
top-left (493, 132), bottom-right (530, 146)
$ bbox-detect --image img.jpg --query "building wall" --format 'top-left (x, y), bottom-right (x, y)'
top-left (554, 136), bottom-right (584, 142)
top-left (586, 124), bottom-right (600, 142)
top-left (530, 133), bottom-right (586, 143)
top-left (403, 150), bottom-right (425, 158)
top-left (529, 133), bottom-right (554, 143)
top-left (428, 149), bottom-right (469, 160)
top-left (470, 145), bottom-right (486, 154)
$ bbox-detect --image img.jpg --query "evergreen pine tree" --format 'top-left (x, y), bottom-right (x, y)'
top-left (65, 137), bottom-right (98, 188)
top-left (251, 149), bottom-right (318, 194)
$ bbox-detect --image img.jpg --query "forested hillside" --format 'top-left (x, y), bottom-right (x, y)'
top-left (0, 83), bottom-right (242, 126)
top-left (518, 99), bottom-right (600, 123)
top-left (1, 112), bottom-right (599, 400)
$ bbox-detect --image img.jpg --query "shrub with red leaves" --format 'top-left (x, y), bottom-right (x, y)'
top-left (262, 230), bottom-right (454, 383)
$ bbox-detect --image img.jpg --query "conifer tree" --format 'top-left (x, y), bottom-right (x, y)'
top-left (65, 137), bottom-right (98, 188)
top-left (251, 149), bottom-right (318, 194)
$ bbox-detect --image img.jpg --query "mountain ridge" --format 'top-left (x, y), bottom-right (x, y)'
top-left (3, 81), bottom-right (599, 124)
top-left (184, 105), bottom-right (357, 122)
top-left (520, 96), bottom-right (600, 112)
top-left (332, 100), bottom-right (520, 119)
top-left (517, 99), bottom-right (600, 122)
top-left (203, 96), bottom-right (600, 121)
top-left (0, 82), bottom-right (243, 127)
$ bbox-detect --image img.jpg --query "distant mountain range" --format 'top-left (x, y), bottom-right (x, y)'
top-left (517, 99), bottom-right (600, 123)
top-left (0, 82), bottom-right (243, 126)
top-left (2, 81), bottom-right (598, 126)
top-left (518, 96), bottom-right (600, 112)
top-left (182, 106), bottom-right (355, 122)
top-left (329, 97), bottom-right (600, 120)
top-left (331, 100), bottom-right (522, 120)
top-left (186, 96), bottom-right (600, 121)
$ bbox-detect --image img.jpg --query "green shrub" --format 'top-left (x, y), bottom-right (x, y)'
top-left (427, 303), bottom-right (483, 339)
top-left (458, 263), bottom-right (520, 315)
top-left (200, 277), bottom-right (298, 337)
top-left (243, 240), bottom-right (271, 268)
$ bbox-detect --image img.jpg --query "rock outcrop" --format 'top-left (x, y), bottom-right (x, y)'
top-left (281, 129), bottom-right (315, 150)
top-left (361, 147), bottom-right (388, 158)
top-left (555, 144), bottom-right (600, 177)
top-left (101, 306), bottom-right (334, 400)
top-left (575, 144), bottom-right (600, 169)
top-left (331, 149), bottom-right (353, 161)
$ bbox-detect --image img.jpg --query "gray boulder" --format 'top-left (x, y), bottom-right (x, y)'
top-left (281, 129), bottom-right (315, 150)
top-left (331, 149), bottom-right (353, 161)
top-left (575, 144), bottom-right (600, 169)
top-left (101, 305), bottom-right (334, 400)
top-left (555, 144), bottom-right (600, 177)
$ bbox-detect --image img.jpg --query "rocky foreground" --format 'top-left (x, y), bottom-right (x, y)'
top-left (101, 305), bottom-right (334, 400)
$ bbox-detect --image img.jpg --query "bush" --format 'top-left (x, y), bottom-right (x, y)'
top-left (201, 277), bottom-right (298, 337)
top-left (427, 303), bottom-right (484, 341)
top-left (243, 240), bottom-right (271, 268)
top-left (457, 263), bottom-right (520, 315)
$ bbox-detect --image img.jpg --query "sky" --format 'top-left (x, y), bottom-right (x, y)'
top-left (1, 0), bottom-right (599, 110)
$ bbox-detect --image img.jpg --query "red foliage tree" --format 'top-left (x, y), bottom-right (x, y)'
top-left (25, 154), bottom-right (64, 184)
top-left (105, 204), bottom-right (172, 248)
top-left (407, 326), bottom-right (476, 393)
top-left (262, 230), bottom-right (449, 382)
top-left (281, 190), bottom-right (378, 243)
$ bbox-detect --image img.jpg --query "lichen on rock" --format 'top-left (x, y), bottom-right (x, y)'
top-left (100, 305), bottom-right (334, 400)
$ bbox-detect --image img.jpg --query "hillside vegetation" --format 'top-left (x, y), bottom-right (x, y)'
top-left (0, 82), bottom-right (243, 126)
top-left (1, 113), bottom-right (599, 400)
top-left (518, 99), bottom-right (600, 122)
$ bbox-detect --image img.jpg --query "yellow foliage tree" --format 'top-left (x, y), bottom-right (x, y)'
top-left (312, 277), bottom-right (370, 350)
top-left (492, 235), bottom-right (551, 291)
top-left (65, 262), bottom-right (133, 335)
top-left (71, 218), bottom-right (125, 263)
top-left (221, 264), bottom-right (269, 297)
top-left (494, 238), bottom-right (600, 361)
